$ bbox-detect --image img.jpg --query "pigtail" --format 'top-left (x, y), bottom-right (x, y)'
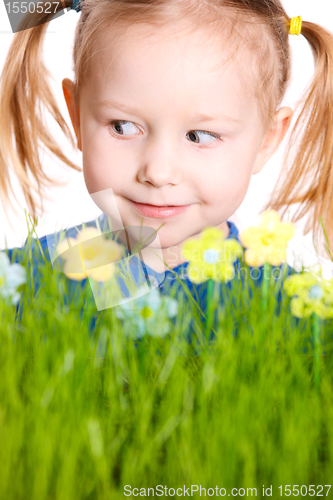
top-left (0, 4), bottom-right (81, 225)
top-left (263, 20), bottom-right (333, 257)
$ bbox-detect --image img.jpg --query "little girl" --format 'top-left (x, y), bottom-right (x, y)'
top-left (1, 0), bottom-right (333, 325)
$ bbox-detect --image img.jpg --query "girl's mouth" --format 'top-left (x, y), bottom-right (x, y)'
top-left (129, 200), bottom-right (191, 219)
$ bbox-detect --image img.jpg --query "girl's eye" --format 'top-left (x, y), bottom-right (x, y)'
top-left (186, 130), bottom-right (222, 146)
top-left (110, 120), bottom-right (140, 136)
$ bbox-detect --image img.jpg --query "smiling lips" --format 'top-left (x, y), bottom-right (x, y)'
top-left (129, 200), bottom-right (191, 218)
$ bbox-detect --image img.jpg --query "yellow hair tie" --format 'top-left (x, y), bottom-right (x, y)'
top-left (289, 16), bottom-right (302, 36)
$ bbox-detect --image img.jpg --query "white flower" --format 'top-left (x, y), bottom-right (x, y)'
top-left (114, 286), bottom-right (178, 338)
top-left (0, 252), bottom-right (26, 305)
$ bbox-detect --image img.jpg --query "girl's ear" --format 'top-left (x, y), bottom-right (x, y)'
top-left (62, 78), bottom-right (82, 151)
top-left (252, 107), bottom-right (293, 175)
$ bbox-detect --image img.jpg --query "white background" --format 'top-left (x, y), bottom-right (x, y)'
top-left (1, 0), bottom-right (333, 276)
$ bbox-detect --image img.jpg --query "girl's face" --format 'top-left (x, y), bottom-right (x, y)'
top-left (63, 21), bottom-right (292, 250)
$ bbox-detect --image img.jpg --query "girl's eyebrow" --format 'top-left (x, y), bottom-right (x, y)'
top-left (95, 99), bottom-right (243, 124)
top-left (95, 99), bottom-right (136, 114)
top-left (190, 112), bottom-right (244, 124)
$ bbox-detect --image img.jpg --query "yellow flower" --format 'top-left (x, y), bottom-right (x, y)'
top-left (181, 226), bottom-right (243, 284)
top-left (283, 265), bottom-right (333, 319)
top-left (239, 209), bottom-right (295, 267)
top-left (56, 227), bottom-right (123, 282)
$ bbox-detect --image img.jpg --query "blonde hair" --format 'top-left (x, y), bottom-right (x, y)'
top-left (1, 0), bottom-right (333, 257)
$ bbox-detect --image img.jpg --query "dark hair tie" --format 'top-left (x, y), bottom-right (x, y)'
top-left (72, 0), bottom-right (81, 12)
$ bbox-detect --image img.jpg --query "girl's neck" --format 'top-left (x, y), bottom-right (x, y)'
top-left (108, 218), bottom-right (230, 273)
top-left (154, 220), bottom-right (230, 271)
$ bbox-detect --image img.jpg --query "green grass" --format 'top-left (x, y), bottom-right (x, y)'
top-left (1, 220), bottom-right (333, 499)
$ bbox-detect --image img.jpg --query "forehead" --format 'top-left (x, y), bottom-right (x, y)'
top-left (85, 21), bottom-right (260, 124)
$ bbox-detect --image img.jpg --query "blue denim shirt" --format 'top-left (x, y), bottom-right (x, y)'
top-left (5, 213), bottom-right (298, 344)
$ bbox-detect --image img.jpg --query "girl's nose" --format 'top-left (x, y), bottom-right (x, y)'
top-left (137, 136), bottom-right (183, 188)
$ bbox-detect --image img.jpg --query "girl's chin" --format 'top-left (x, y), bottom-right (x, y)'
top-left (121, 214), bottom-right (195, 249)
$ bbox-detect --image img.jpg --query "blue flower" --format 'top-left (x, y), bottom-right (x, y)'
top-left (0, 252), bottom-right (26, 305)
top-left (114, 287), bottom-right (178, 338)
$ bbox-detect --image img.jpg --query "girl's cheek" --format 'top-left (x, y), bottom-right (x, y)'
top-left (82, 161), bottom-right (98, 193)
top-left (227, 170), bottom-right (254, 209)
top-left (83, 151), bottom-right (125, 194)
top-left (204, 165), bottom-right (250, 206)
top-left (82, 145), bottom-right (108, 191)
